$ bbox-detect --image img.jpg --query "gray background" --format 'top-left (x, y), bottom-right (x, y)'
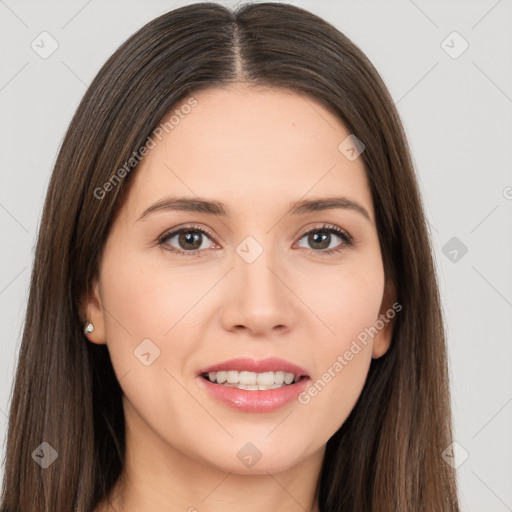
top-left (1, 0), bottom-right (511, 510)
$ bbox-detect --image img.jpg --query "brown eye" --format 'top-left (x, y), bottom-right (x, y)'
top-left (158, 225), bottom-right (216, 255)
top-left (305, 230), bottom-right (334, 250)
top-left (175, 230), bottom-right (205, 251)
top-left (296, 225), bottom-right (352, 255)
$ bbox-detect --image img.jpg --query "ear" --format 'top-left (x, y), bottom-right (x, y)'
top-left (79, 278), bottom-right (107, 345)
top-left (372, 279), bottom-right (398, 359)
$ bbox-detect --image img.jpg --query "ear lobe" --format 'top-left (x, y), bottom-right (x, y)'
top-left (372, 280), bottom-right (397, 359)
top-left (79, 279), bottom-right (107, 345)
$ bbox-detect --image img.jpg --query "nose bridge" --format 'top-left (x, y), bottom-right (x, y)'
top-left (222, 232), bottom-right (295, 334)
top-left (236, 233), bottom-right (285, 304)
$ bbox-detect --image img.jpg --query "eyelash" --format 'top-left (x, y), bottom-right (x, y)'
top-left (157, 223), bottom-right (353, 257)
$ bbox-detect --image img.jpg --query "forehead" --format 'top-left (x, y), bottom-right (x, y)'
top-left (123, 84), bottom-right (374, 221)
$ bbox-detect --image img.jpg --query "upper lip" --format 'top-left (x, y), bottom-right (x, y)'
top-left (199, 357), bottom-right (309, 377)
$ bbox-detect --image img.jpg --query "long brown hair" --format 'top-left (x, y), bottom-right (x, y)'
top-left (0, 2), bottom-right (460, 510)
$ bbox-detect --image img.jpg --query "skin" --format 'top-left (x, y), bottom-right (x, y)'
top-left (84, 83), bottom-right (395, 512)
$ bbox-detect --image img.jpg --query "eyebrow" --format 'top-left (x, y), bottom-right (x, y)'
top-left (137, 196), bottom-right (371, 222)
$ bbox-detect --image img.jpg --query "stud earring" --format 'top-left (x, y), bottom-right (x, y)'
top-left (83, 321), bottom-right (95, 335)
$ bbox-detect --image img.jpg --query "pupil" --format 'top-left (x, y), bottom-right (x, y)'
top-left (180, 231), bottom-right (201, 250)
top-left (310, 231), bottom-right (330, 250)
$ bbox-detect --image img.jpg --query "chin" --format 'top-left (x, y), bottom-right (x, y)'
top-left (190, 434), bottom-right (314, 475)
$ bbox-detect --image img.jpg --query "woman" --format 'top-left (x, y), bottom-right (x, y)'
top-left (0, 2), bottom-right (461, 511)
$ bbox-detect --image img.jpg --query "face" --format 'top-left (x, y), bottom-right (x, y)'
top-left (84, 83), bottom-right (394, 475)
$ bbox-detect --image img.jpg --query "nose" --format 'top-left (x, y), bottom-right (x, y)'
top-left (220, 243), bottom-right (297, 337)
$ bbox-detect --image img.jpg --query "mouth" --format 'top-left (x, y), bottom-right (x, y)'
top-left (201, 370), bottom-right (305, 391)
top-left (197, 357), bottom-right (310, 412)
top-left (198, 357), bottom-right (309, 387)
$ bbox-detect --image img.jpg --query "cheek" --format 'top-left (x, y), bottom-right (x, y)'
top-left (296, 258), bottom-right (384, 424)
top-left (303, 252), bottom-right (385, 349)
top-left (98, 256), bottom-right (207, 433)
top-left (97, 252), bottom-right (206, 386)
top-left (100, 248), bottom-right (207, 342)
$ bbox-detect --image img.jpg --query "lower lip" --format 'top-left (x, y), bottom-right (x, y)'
top-left (198, 376), bottom-right (310, 413)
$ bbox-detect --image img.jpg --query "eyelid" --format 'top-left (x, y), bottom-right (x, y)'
top-left (295, 222), bottom-right (353, 244)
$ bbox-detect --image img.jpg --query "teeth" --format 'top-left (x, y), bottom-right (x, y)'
top-left (239, 371), bottom-right (257, 385)
top-left (204, 370), bottom-right (300, 388)
top-left (227, 371), bottom-right (239, 384)
top-left (214, 382), bottom-right (290, 391)
top-left (216, 371), bottom-right (227, 383)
